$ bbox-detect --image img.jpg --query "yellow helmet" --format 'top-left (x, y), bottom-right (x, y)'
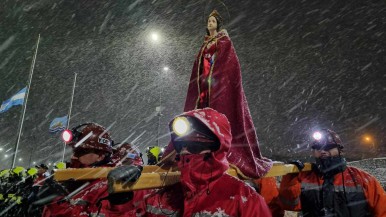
top-left (54, 162), bottom-right (66, 170)
top-left (12, 166), bottom-right (26, 176)
top-left (0, 169), bottom-right (10, 177)
top-left (27, 167), bottom-right (38, 176)
top-left (147, 146), bottom-right (161, 162)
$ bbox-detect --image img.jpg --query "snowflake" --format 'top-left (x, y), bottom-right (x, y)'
top-left (241, 196), bottom-right (248, 203)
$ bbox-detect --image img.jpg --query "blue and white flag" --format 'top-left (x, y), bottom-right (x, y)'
top-left (0, 87), bottom-right (27, 113)
top-left (49, 115), bottom-right (68, 133)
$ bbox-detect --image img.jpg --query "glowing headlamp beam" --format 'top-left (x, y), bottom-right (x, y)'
top-left (313, 131), bottom-right (322, 140)
top-left (172, 117), bottom-right (190, 136)
top-left (62, 130), bottom-right (73, 143)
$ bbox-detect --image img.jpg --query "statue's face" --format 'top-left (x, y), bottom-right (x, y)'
top-left (207, 16), bottom-right (217, 32)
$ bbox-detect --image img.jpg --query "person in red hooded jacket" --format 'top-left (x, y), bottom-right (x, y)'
top-left (39, 123), bottom-right (146, 217)
top-left (109, 108), bottom-right (272, 216)
top-left (111, 142), bottom-right (143, 167)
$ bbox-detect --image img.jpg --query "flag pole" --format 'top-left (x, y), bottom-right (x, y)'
top-left (61, 72), bottom-right (77, 162)
top-left (12, 34), bottom-right (41, 168)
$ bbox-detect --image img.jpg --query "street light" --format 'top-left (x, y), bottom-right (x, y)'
top-left (18, 158), bottom-right (22, 162)
top-left (150, 32), bottom-right (159, 42)
top-left (363, 135), bottom-right (376, 151)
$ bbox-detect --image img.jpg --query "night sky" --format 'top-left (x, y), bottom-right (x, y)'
top-left (0, 0), bottom-right (385, 169)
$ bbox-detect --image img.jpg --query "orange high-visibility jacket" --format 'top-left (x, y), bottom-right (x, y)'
top-left (279, 166), bottom-right (386, 217)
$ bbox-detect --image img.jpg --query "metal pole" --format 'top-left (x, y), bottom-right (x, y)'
top-left (61, 73), bottom-right (77, 162)
top-left (12, 34), bottom-right (40, 168)
top-left (156, 71), bottom-right (163, 147)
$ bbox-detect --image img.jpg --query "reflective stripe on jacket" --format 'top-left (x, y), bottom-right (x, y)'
top-left (279, 166), bottom-right (386, 217)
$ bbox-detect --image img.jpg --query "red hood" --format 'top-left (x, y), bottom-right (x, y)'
top-left (170, 108), bottom-right (231, 193)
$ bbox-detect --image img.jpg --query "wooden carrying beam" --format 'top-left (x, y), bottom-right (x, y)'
top-left (54, 163), bottom-right (312, 193)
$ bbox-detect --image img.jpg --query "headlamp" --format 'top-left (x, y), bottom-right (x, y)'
top-left (311, 130), bottom-right (338, 151)
top-left (170, 116), bottom-right (220, 155)
top-left (172, 117), bottom-right (191, 136)
top-left (62, 129), bottom-right (73, 143)
top-left (313, 131), bottom-right (322, 141)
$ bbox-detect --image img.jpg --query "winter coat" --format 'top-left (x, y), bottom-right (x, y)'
top-left (279, 166), bottom-right (386, 217)
top-left (135, 108), bottom-right (272, 217)
top-left (42, 178), bottom-right (110, 217)
top-left (253, 177), bottom-right (284, 217)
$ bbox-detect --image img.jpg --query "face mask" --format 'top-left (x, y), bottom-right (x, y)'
top-left (315, 156), bottom-right (346, 177)
top-left (173, 141), bottom-right (219, 154)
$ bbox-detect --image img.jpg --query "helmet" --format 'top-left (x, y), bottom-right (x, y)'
top-left (310, 129), bottom-right (343, 150)
top-left (146, 146), bottom-right (162, 165)
top-left (27, 168), bottom-right (38, 176)
top-left (0, 169), bottom-right (10, 178)
top-left (112, 143), bottom-right (143, 166)
top-left (67, 123), bottom-right (113, 155)
top-left (54, 162), bottom-right (66, 170)
top-left (169, 115), bottom-right (220, 154)
top-left (12, 166), bottom-right (26, 176)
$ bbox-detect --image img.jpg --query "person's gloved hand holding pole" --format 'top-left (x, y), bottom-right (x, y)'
top-left (106, 165), bottom-right (142, 205)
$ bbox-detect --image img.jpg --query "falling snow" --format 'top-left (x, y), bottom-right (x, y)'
top-left (0, 0), bottom-right (384, 188)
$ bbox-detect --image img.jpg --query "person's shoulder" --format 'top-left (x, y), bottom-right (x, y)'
top-left (346, 166), bottom-right (379, 180)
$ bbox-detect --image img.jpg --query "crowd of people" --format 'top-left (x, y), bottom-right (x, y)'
top-left (1, 111), bottom-right (385, 217)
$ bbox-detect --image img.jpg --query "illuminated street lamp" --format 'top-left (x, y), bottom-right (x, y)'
top-left (363, 135), bottom-right (375, 150)
top-left (150, 32), bottom-right (159, 42)
top-left (18, 158), bottom-right (22, 162)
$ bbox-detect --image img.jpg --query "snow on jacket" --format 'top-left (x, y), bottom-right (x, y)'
top-left (42, 178), bottom-right (110, 217)
top-left (134, 108), bottom-right (272, 217)
top-left (279, 166), bottom-right (386, 217)
top-left (42, 163), bottom-right (148, 217)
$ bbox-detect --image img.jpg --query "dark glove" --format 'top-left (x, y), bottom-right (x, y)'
top-left (34, 177), bottom-right (69, 206)
top-left (107, 165), bottom-right (142, 183)
top-left (61, 178), bottom-right (85, 193)
top-left (106, 165), bottom-right (141, 205)
top-left (289, 160), bottom-right (305, 171)
top-left (37, 177), bottom-right (69, 199)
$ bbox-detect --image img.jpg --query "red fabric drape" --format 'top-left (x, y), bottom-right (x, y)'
top-left (165, 30), bottom-right (272, 178)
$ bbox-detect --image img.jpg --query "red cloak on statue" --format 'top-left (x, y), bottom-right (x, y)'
top-left (165, 30), bottom-right (272, 178)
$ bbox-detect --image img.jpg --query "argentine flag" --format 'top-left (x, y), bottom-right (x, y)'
top-left (49, 115), bottom-right (68, 133)
top-left (0, 87), bottom-right (27, 113)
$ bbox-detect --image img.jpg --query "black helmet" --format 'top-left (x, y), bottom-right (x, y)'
top-left (310, 129), bottom-right (343, 150)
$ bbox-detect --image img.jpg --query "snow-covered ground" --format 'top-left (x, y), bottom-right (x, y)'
top-left (348, 157), bottom-right (386, 190)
